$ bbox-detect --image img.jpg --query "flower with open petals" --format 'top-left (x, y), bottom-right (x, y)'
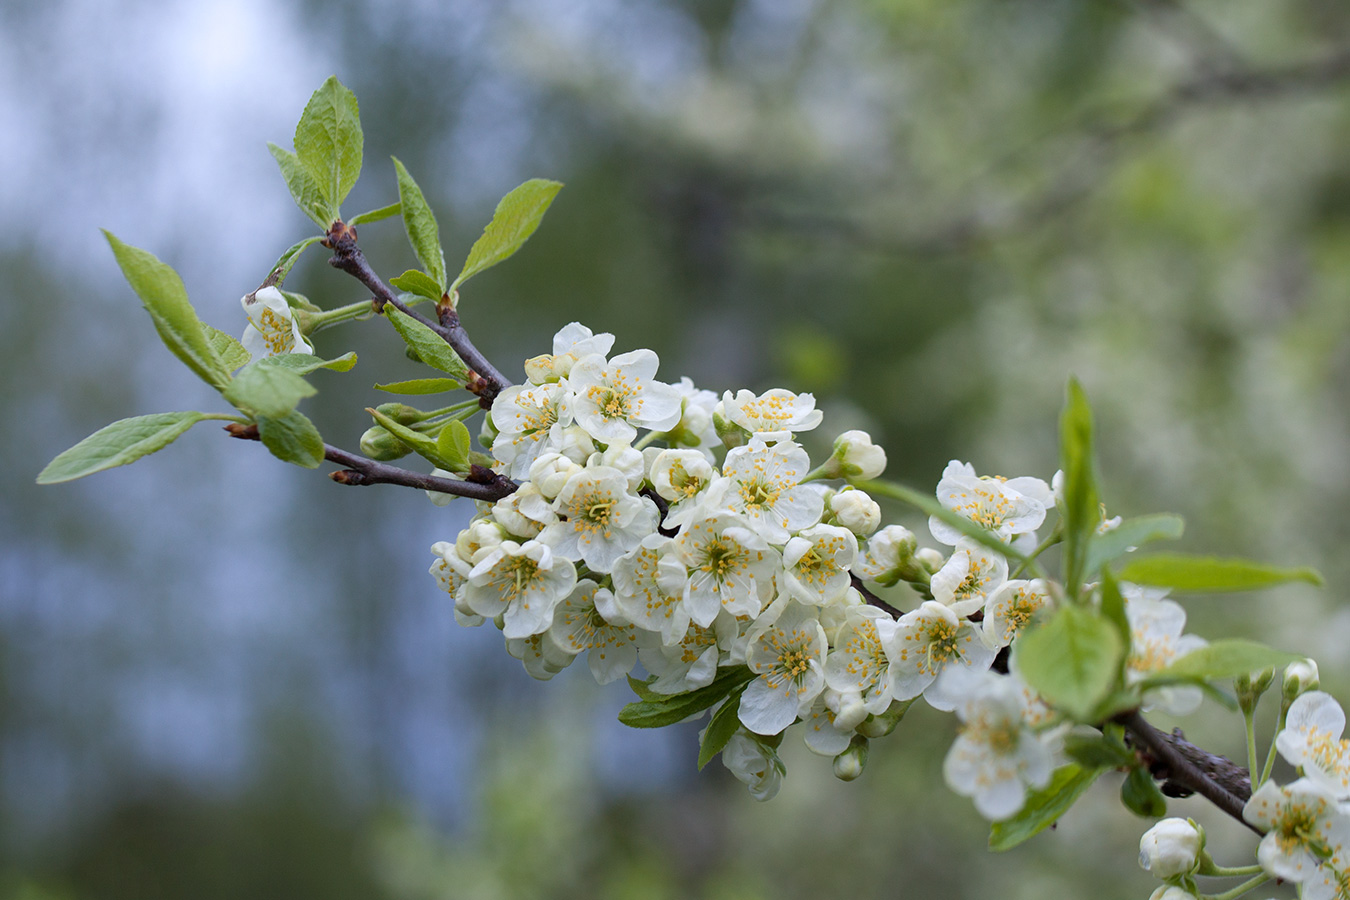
top-left (638, 613), bottom-right (739, 694)
top-left (1278, 692), bottom-right (1350, 799)
top-left (1124, 584), bottom-right (1207, 716)
top-left (929, 461), bottom-right (1048, 546)
top-left (543, 466), bottom-right (659, 573)
top-left (884, 600), bottom-right (997, 709)
top-left (825, 605), bottom-right (898, 717)
top-left (548, 581), bottom-right (649, 684)
top-left (522, 322), bottom-right (615, 384)
top-left (781, 523), bottom-right (857, 606)
top-left (568, 349), bottom-right (682, 444)
top-left (610, 534), bottom-right (690, 645)
top-left (241, 286), bottom-right (311, 359)
top-left (982, 578), bottom-right (1053, 649)
top-left (706, 438), bottom-right (823, 544)
top-left (1245, 778), bottom-right (1350, 898)
top-left (740, 601), bottom-right (828, 735)
top-left (721, 731), bottom-right (783, 801)
top-left (929, 538), bottom-right (1007, 618)
top-left (675, 512), bottom-right (780, 627)
top-left (490, 382), bottom-right (573, 479)
top-left (721, 388), bottom-right (822, 441)
top-left (464, 539), bottom-right (577, 639)
top-left (649, 449), bottom-right (718, 530)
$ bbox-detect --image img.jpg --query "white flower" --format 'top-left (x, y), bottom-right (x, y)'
top-left (455, 518), bottom-right (505, 565)
top-left (929, 538), bottom-right (1008, 617)
top-left (1123, 584), bottom-right (1207, 716)
top-left (547, 581), bottom-right (648, 684)
top-left (506, 631), bottom-right (578, 681)
top-left (1286, 659), bottom-right (1322, 698)
top-left (1148, 888), bottom-right (1199, 900)
top-left (522, 322), bottom-right (615, 384)
top-left (675, 512), bottom-right (780, 627)
top-left (740, 601), bottom-right (828, 735)
top-left (637, 614), bottom-right (738, 694)
top-left (721, 731), bottom-right (783, 801)
top-left (666, 376), bottom-right (721, 452)
top-left (649, 449), bottom-right (717, 529)
top-left (884, 600), bottom-right (997, 709)
top-left (707, 438), bottom-right (823, 544)
top-left (929, 461), bottom-right (1048, 546)
top-left (721, 388), bottom-right (822, 441)
top-left (429, 541), bottom-right (481, 626)
top-left (857, 525), bottom-right (917, 583)
top-left (937, 668), bottom-right (1055, 820)
top-left (464, 539), bottom-right (578, 639)
top-left (528, 452), bottom-right (583, 500)
top-left (982, 579), bottom-right (1053, 649)
top-left (802, 692), bottom-right (856, 756)
top-left (1244, 778), bottom-right (1350, 897)
top-left (490, 382), bottom-right (572, 479)
top-left (780, 523), bottom-right (858, 606)
top-left (543, 466), bottom-right (658, 573)
top-left (588, 442), bottom-right (645, 492)
top-left (828, 488), bottom-right (881, 537)
top-left (568, 349), bottom-right (682, 444)
top-left (1139, 818), bottom-right (1203, 879)
top-left (833, 430), bottom-right (887, 479)
top-left (610, 534), bottom-right (690, 645)
top-left (1278, 692), bottom-right (1350, 798)
top-left (490, 482), bottom-right (557, 538)
top-left (824, 605), bottom-right (898, 717)
top-left (241, 286), bottom-right (311, 358)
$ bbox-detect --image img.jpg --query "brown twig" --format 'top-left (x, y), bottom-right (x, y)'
top-left (849, 574), bottom-right (904, 618)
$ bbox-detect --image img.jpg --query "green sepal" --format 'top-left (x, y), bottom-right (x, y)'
top-left (1014, 605), bottom-right (1124, 722)
top-left (436, 419), bottom-right (473, 472)
top-left (349, 202), bottom-right (401, 226)
top-left (392, 157), bottom-right (446, 291)
top-left (1084, 514), bottom-right (1185, 578)
top-left (989, 764), bottom-right (1106, 851)
top-left (267, 143), bottom-right (333, 227)
top-left (451, 178), bottom-right (563, 292)
top-left (618, 667), bottom-right (756, 729)
top-left (294, 75), bottom-right (362, 213)
top-left (1116, 554), bottom-right (1324, 593)
top-left (384, 305), bottom-right (469, 380)
top-left (1059, 379), bottom-right (1099, 598)
top-left (374, 378), bottom-right (461, 395)
top-left (203, 324), bottom-right (251, 372)
top-left (266, 235), bottom-right (324, 287)
top-left (223, 360), bottom-right (318, 419)
top-left (38, 411), bottom-right (210, 484)
top-left (854, 479), bottom-right (1032, 567)
top-left (256, 409), bottom-right (325, 468)
top-left (389, 268), bottom-right (445, 301)
top-left (1138, 639), bottom-right (1304, 689)
top-left (103, 232), bottom-right (230, 390)
top-left (367, 407), bottom-right (462, 472)
top-left (698, 685), bottom-right (751, 770)
top-left (1120, 766), bottom-right (1167, 818)
top-left (1063, 731), bottom-right (1136, 769)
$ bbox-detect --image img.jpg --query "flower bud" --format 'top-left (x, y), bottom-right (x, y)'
top-left (858, 525), bottom-right (917, 584)
top-left (1148, 887), bottom-right (1198, 900)
top-left (829, 488), bottom-right (881, 536)
top-left (1284, 658), bottom-right (1320, 701)
top-left (832, 735), bottom-right (870, 782)
top-left (374, 402), bottom-right (424, 425)
top-left (832, 430), bottom-right (887, 480)
top-left (713, 409), bottom-right (749, 449)
top-left (915, 547), bottom-right (946, 574)
top-left (856, 699), bottom-right (913, 738)
top-left (360, 425), bottom-right (411, 461)
top-left (1138, 818), bottom-right (1203, 879)
top-left (528, 452), bottom-right (582, 500)
top-left (1235, 667), bottom-right (1276, 713)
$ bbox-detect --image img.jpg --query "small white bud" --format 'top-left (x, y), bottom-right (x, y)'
top-left (833, 430), bottom-right (887, 480)
top-left (1139, 818), bottom-right (1202, 879)
top-left (528, 452), bottom-right (582, 500)
top-left (832, 736), bottom-right (869, 781)
top-left (829, 488), bottom-right (881, 536)
top-left (1284, 658), bottom-right (1320, 700)
top-left (915, 547), bottom-right (946, 573)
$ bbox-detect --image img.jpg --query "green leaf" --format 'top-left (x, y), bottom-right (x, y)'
top-left (392, 158), bottom-right (446, 291)
top-left (203, 324), bottom-right (251, 372)
top-left (1014, 605), bottom-right (1124, 722)
top-left (1099, 568), bottom-right (1130, 646)
top-left (1117, 554), bottom-right (1324, 593)
top-left (223, 360), bottom-right (317, 419)
top-left (257, 409), bottom-right (324, 468)
top-left (266, 236), bottom-right (324, 287)
top-left (294, 76), bottom-right (362, 212)
top-left (618, 667), bottom-right (756, 729)
top-left (367, 407), bottom-right (462, 472)
top-left (260, 351), bottom-right (357, 374)
top-left (1121, 766), bottom-right (1167, 818)
top-left (374, 378), bottom-right (461, 395)
top-left (699, 686), bottom-right (750, 770)
top-left (1063, 732), bottom-right (1137, 769)
top-left (451, 178), bottom-right (562, 292)
top-left (268, 143), bottom-right (333, 227)
top-left (436, 419), bottom-right (473, 472)
top-left (854, 479), bottom-right (1033, 567)
top-left (1139, 639), bottom-right (1304, 689)
top-left (103, 232), bottom-right (230, 390)
top-left (627, 675), bottom-right (664, 702)
top-left (1060, 379), bottom-right (1099, 596)
top-left (389, 268), bottom-right (445, 301)
top-left (384, 306), bottom-right (469, 380)
top-left (989, 764), bottom-right (1106, 851)
top-left (349, 202), bottom-right (401, 226)
top-left (38, 412), bottom-right (209, 484)
top-left (1084, 514), bottom-right (1185, 578)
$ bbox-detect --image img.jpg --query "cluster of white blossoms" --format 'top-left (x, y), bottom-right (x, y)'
top-left (425, 324), bottom-right (1209, 815)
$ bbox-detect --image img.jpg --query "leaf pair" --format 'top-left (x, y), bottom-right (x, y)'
top-left (269, 76), bottom-right (363, 229)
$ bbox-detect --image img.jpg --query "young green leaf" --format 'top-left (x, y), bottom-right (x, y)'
top-left (268, 144), bottom-right (333, 227)
top-left (1138, 639), bottom-right (1304, 689)
top-left (618, 667), bottom-right (756, 729)
top-left (374, 378), bottom-right (461, 395)
top-left (367, 407), bottom-right (462, 472)
top-left (259, 352), bottom-right (358, 374)
top-left (348, 202), bottom-right (401, 226)
top-left (854, 479), bottom-right (1033, 567)
top-left (1120, 766), bottom-right (1167, 818)
top-left (451, 179), bottom-right (563, 292)
top-left (392, 158), bottom-right (446, 291)
top-left (389, 268), bottom-right (445, 302)
top-left (1014, 605), bottom-right (1124, 722)
top-left (203, 324), bottom-right (251, 372)
top-left (223, 361), bottom-right (317, 419)
top-left (1117, 554), bottom-right (1324, 593)
top-left (989, 764), bottom-right (1106, 851)
top-left (699, 686), bottom-right (750, 770)
top-left (436, 419), bottom-right (473, 472)
top-left (1084, 514), bottom-right (1185, 579)
top-left (1059, 378), bottom-right (1099, 597)
top-left (384, 306), bottom-right (469, 380)
top-left (257, 409), bottom-right (325, 468)
top-left (103, 232), bottom-right (230, 390)
top-left (294, 76), bottom-right (363, 212)
top-left (38, 412), bottom-right (210, 484)
top-left (1098, 569), bottom-right (1131, 646)
top-left (627, 675), bottom-right (664, 703)
top-left (265, 235), bottom-right (324, 288)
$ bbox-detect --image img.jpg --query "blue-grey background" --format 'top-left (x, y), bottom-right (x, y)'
top-left (4, 1), bottom-right (1349, 897)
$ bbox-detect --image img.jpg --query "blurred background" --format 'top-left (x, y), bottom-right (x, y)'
top-left (4, 0), bottom-right (1350, 897)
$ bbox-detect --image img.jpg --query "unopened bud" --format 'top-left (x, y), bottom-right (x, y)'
top-left (1139, 817), bottom-right (1203, 878)
top-left (832, 735), bottom-right (870, 781)
top-left (856, 699), bottom-right (912, 738)
top-left (360, 425), bottom-right (410, 461)
top-left (832, 430), bottom-right (887, 480)
top-left (1236, 667), bottom-right (1276, 713)
top-left (914, 547), bottom-right (946, 574)
top-left (829, 488), bottom-right (881, 536)
top-left (1284, 658), bottom-right (1320, 702)
top-left (713, 410), bottom-right (748, 449)
top-left (374, 402), bottom-right (424, 425)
